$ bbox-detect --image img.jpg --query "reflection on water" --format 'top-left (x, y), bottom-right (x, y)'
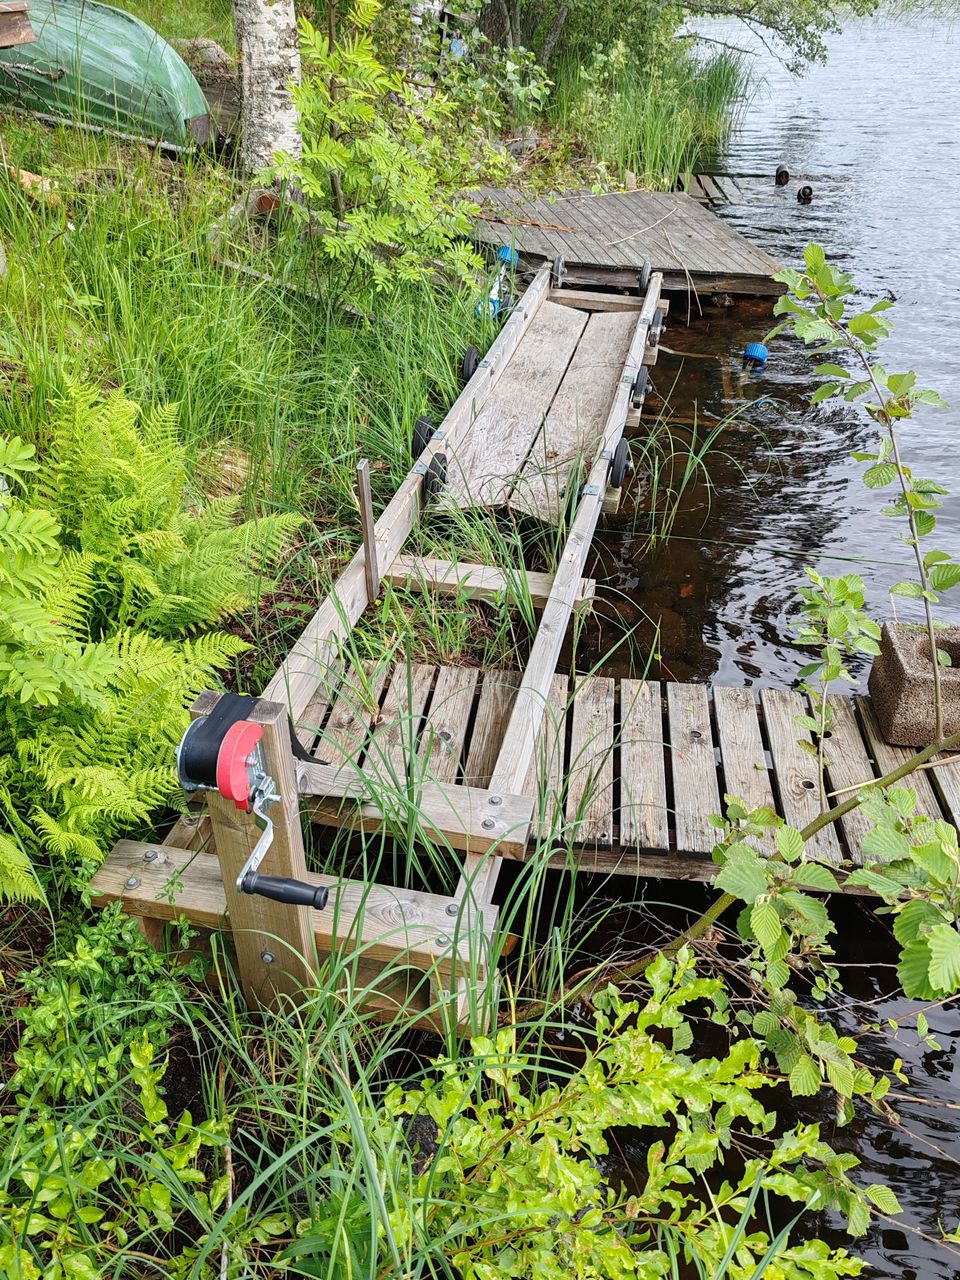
top-left (583, 18), bottom-right (960, 1277)
top-left (587, 17), bottom-right (960, 691)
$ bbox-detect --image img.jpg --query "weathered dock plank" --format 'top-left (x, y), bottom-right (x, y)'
top-left (472, 187), bottom-right (782, 295)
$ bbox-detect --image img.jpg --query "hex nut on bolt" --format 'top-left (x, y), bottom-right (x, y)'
top-left (143, 849), bottom-right (158, 862)
top-left (445, 902), bottom-right (459, 916)
top-left (435, 935), bottom-right (450, 947)
top-left (125, 876), bottom-right (140, 889)
top-left (260, 951), bottom-right (275, 965)
top-left (481, 817), bottom-right (495, 830)
top-left (489, 794), bottom-right (503, 806)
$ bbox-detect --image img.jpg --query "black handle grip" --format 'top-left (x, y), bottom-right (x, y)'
top-left (241, 873), bottom-right (329, 910)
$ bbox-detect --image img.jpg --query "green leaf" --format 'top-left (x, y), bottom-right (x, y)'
top-left (860, 824), bottom-right (911, 862)
top-left (863, 462), bottom-right (898, 489)
top-left (926, 924), bottom-right (960, 993)
top-left (794, 862), bottom-right (839, 892)
top-left (897, 940), bottom-right (939, 999)
top-left (930, 562), bottom-right (960, 592)
top-left (776, 827), bottom-right (805, 862)
top-left (890, 580), bottom-right (926, 598)
top-left (865, 1184), bottom-right (903, 1215)
top-left (813, 362), bottom-right (849, 378)
top-left (892, 898), bottom-right (943, 945)
top-left (715, 845), bottom-right (769, 904)
top-left (751, 901), bottom-right (783, 954)
top-left (788, 1054), bottom-right (820, 1096)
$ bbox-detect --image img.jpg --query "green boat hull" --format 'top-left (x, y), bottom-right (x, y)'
top-left (0, 0), bottom-right (212, 145)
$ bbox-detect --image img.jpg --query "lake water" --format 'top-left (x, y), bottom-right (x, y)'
top-left (588, 16), bottom-right (960, 693)
top-left (587, 18), bottom-right (960, 1278)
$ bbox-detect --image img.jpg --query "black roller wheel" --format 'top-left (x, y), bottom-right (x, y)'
top-left (631, 366), bottom-right (650, 409)
top-left (499, 293), bottom-right (516, 321)
top-left (775, 164), bottom-right (790, 187)
top-left (551, 255), bottom-right (566, 287)
top-left (412, 414), bottom-right (434, 459)
top-left (460, 346), bottom-right (479, 384)
top-left (610, 439), bottom-right (631, 489)
top-left (638, 260), bottom-right (652, 295)
top-left (797, 184), bottom-right (813, 204)
top-left (424, 453), bottom-right (447, 499)
top-left (648, 311), bottom-right (664, 348)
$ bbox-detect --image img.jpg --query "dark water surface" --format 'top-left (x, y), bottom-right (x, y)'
top-left (588, 17), bottom-right (960, 691)
top-left (586, 19), bottom-right (960, 1277)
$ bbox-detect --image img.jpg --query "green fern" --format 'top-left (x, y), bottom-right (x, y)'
top-left (0, 414), bottom-right (259, 901)
top-left (36, 383), bottom-right (301, 636)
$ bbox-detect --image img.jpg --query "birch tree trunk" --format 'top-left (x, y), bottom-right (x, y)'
top-left (233, 0), bottom-right (302, 176)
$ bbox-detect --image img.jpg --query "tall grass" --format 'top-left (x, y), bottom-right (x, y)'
top-left (548, 45), bottom-right (751, 189)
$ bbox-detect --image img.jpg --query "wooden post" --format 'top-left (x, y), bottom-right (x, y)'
top-left (357, 458), bottom-right (379, 602)
top-left (203, 695), bottom-right (317, 1005)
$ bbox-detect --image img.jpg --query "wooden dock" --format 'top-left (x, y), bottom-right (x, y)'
top-left (88, 261), bottom-right (947, 1032)
top-left (472, 187), bottom-right (782, 296)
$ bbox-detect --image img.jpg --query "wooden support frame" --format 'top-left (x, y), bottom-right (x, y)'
top-left (262, 266), bottom-right (553, 723)
top-left (385, 555), bottom-right (596, 614)
top-left (204, 698), bottom-right (318, 1005)
top-left (91, 266), bottom-right (664, 1030)
top-left (456, 275), bottom-right (663, 910)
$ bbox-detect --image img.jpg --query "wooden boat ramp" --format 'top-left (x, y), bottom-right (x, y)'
top-left (90, 253), bottom-right (945, 1032)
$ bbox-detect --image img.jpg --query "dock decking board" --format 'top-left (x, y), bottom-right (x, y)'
top-left (446, 299), bottom-right (589, 511)
top-left (509, 308), bottom-right (638, 524)
top-left (472, 188), bottom-right (781, 295)
top-left (292, 665), bottom-right (941, 874)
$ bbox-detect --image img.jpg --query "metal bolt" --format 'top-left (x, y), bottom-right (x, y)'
top-left (488, 794), bottom-right (503, 806)
top-left (439, 728), bottom-right (452, 742)
top-left (125, 876), bottom-right (140, 889)
top-left (445, 902), bottom-right (459, 917)
top-left (435, 935), bottom-right (450, 948)
top-left (481, 817), bottom-right (495, 830)
top-left (260, 950), bottom-right (275, 965)
top-left (143, 849), bottom-right (158, 862)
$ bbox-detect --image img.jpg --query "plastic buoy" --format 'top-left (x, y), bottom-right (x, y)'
top-left (797, 185), bottom-right (813, 204)
top-left (743, 341), bottom-right (768, 366)
top-left (775, 165), bottom-right (790, 187)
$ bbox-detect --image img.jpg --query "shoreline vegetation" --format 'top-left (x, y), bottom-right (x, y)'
top-left (3, 3), bottom-right (958, 1278)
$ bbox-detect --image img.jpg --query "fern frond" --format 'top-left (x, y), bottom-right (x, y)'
top-left (0, 833), bottom-right (44, 902)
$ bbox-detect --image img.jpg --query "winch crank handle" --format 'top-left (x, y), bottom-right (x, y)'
top-left (234, 789), bottom-right (330, 911)
top-left (240, 873), bottom-right (329, 910)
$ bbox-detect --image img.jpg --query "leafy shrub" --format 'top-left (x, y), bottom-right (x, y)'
top-left (282, 953), bottom-right (878, 1277)
top-left (0, 1035), bottom-right (229, 1280)
top-left (279, 0), bottom-right (487, 294)
top-left (12, 905), bottom-right (201, 1102)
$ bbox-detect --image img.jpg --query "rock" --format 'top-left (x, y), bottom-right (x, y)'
top-left (506, 125), bottom-right (539, 157)
top-left (624, 169), bottom-right (637, 191)
top-left (173, 38), bottom-right (241, 133)
top-left (868, 620), bottom-right (960, 745)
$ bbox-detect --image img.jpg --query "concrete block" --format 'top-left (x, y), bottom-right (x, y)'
top-left (868, 621), bottom-right (960, 746)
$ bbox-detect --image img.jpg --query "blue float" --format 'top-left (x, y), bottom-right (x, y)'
top-left (743, 341), bottom-right (768, 366)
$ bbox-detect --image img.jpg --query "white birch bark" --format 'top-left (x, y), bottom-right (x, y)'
top-left (232, 0), bottom-right (302, 175)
